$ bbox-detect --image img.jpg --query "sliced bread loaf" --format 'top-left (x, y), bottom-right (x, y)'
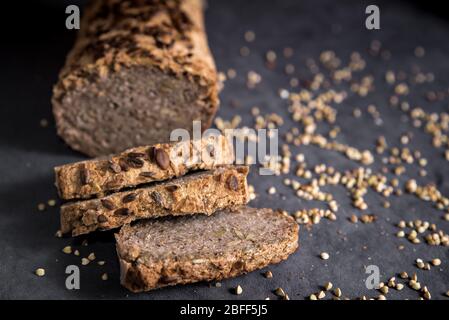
top-left (52, 0), bottom-right (218, 156)
top-left (61, 165), bottom-right (249, 236)
top-left (55, 135), bottom-right (234, 200)
top-left (115, 207), bottom-right (299, 292)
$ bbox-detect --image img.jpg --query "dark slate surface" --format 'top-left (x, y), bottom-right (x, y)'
top-left (0, 0), bottom-right (448, 300)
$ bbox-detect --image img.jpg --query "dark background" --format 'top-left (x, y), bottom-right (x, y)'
top-left (0, 0), bottom-right (448, 299)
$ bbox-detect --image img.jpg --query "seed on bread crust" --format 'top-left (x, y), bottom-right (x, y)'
top-left (127, 152), bottom-right (145, 159)
top-left (115, 208), bottom-right (130, 216)
top-left (118, 159), bottom-right (130, 172)
top-left (122, 193), bottom-right (137, 204)
top-left (126, 156), bottom-right (144, 168)
top-left (227, 175), bottom-right (239, 191)
top-left (139, 171), bottom-right (155, 178)
top-left (101, 199), bottom-right (115, 210)
top-left (108, 161), bottom-right (122, 173)
top-left (98, 214), bottom-right (108, 223)
top-left (79, 165), bottom-right (89, 185)
top-left (154, 148), bottom-right (170, 169)
top-left (150, 191), bottom-right (163, 206)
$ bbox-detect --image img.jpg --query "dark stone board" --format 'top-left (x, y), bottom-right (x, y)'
top-left (0, 0), bottom-right (448, 299)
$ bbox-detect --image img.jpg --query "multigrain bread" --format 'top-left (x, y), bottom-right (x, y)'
top-left (116, 207), bottom-right (299, 292)
top-left (61, 165), bottom-right (249, 236)
top-left (52, 0), bottom-right (218, 156)
top-left (55, 135), bottom-right (234, 200)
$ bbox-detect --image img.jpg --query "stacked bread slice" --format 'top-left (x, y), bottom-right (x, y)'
top-left (55, 135), bottom-right (299, 292)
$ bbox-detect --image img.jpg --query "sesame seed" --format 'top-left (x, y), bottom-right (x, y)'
top-left (101, 273), bottom-right (108, 281)
top-left (37, 203), bottom-right (46, 211)
top-left (324, 282), bottom-right (333, 291)
top-left (81, 258), bottom-right (90, 265)
top-left (264, 270), bottom-right (273, 278)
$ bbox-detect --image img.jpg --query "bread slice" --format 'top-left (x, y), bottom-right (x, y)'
top-left (116, 207), bottom-right (299, 292)
top-left (61, 165), bottom-right (249, 236)
top-left (52, 0), bottom-right (218, 157)
top-left (55, 135), bottom-right (234, 200)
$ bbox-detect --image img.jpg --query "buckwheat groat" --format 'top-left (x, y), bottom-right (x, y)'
top-left (55, 135), bottom-right (233, 200)
top-left (52, 0), bottom-right (218, 156)
top-left (115, 207), bottom-right (299, 292)
top-left (61, 165), bottom-right (249, 236)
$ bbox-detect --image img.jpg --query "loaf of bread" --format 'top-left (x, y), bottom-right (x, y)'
top-left (55, 135), bottom-right (234, 200)
top-left (61, 165), bottom-right (249, 236)
top-left (116, 207), bottom-right (299, 292)
top-left (52, 0), bottom-right (218, 156)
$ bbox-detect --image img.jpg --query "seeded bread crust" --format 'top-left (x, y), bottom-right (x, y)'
top-left (61, 165), bottom-right (249, 236)
top-left (55, 135), bottom-right (234, 200)
top-left (52, 0), bottom-right (218, 156)
top-left (115, 208), bottom-right (299, 292)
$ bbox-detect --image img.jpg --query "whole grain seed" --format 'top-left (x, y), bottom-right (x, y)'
top-left (37, 203), bottom-right (46, 211)
top-left (334, 288), bottom-right (342, 297)
top-left (101, 199), bottom-right (115, 210)
top-left (88, 252), bottom-right (96, 261)
top-left (35, 268), bottom-right (45, 277)
top-left (115, 208), bottom-right (130, 216)
top-left (264, 271), bottom-right (273, 279)
top-left (109, 161), bottom-right (122, 173)
top-left (79, 165), bottom-right (90, 185)
top-left (320, 252), bottom-right (330, 260)
top-left (244, 31), bottom-right (255, 42)
top-left (268, 186), bottom-right (276, 195)
top-left (225, 175), bottom-right (239, 191)
top-left (101, 273), bottom-right (108, 281)
top-left (126, 156), bottom-right (144, 168)
top-left (275, 287), bottom-right (285, 297)
top-left (154, 148), bottom-right (170, 169)
top-left (62, 246), bottom-right (72, 254)
top-left (431, 258), bottom-right (441, 266)
top-left (81, 258), bottom-right (90, 265)
top-left (122, 193), bottom-right (137, 203)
